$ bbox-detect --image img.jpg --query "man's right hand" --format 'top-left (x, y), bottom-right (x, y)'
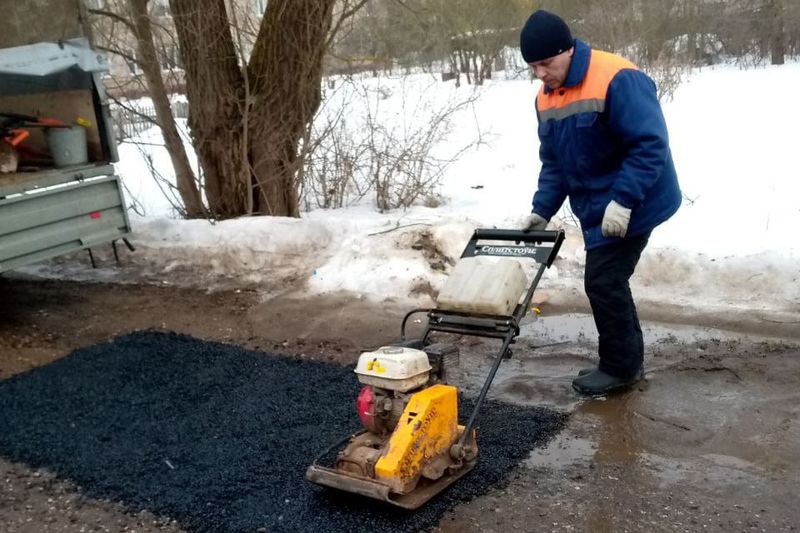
top-left (521, 213), bottom-right (548, 231)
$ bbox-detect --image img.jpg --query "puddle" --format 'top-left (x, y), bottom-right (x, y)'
top-left (437, 315), bottom-right (800, 532)
top-left (525, 386), bottom-right (654, 471)
top-left (449, 312), bottom-right (800, 493)
top-left (521, 313), bottom-right (752, 346)
top-left (451, 350), bottom-right (589, 411)
top-left (526, 434), bottom-right (595, 468)
top-left (450, 313), bottom-right (785, 402)
top-left (577, 395), bottom-right (646, 464)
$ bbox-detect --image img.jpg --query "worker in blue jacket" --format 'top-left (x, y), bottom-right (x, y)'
top-left (519, 10), bottom-right (682, 396)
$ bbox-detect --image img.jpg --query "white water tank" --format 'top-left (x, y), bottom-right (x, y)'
top-left (436, 256), bottom-right (529, 316)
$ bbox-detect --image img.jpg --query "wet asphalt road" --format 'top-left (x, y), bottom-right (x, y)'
top-left (0, 331), bottom-right (564, 532)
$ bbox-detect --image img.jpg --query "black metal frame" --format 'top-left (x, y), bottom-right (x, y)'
top-left (406, 228), bottom-right (565, 448)
top-left (86, 238), bottom-right (136, 269)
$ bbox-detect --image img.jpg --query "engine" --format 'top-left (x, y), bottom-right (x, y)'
top-left (356, 384), bottom-right (411, 435)
top-left (354, 343), bottom-right (459, 435)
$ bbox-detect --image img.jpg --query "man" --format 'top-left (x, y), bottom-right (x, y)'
top-left (519, 10), bottom-right (681, 396)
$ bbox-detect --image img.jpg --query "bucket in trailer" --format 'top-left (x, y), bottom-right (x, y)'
top-left (47, 125), bottom-right (88, 167)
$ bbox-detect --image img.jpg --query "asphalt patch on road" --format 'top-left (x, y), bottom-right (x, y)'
top-left (0, 331), bottom-right (565, 532)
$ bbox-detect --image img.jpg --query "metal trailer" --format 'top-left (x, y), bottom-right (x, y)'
top-left (0, 0), bottom-right (132, 273)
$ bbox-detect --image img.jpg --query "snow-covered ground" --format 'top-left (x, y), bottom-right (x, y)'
top-left (19, 61), bottom-right (800, 323)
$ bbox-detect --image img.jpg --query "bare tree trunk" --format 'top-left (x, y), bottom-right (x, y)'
top-left (170, 0), bottom-right (340, 218)
top-left (247, 0), bottom-right (337, 217)
top-left (170, 0), bottom-right (249, 218)
top-left (769, 0), bottom-right (786, 65)
top-left (457, 50), bottom-right (472, 85)
top-left (128, 0), bottom-right (205, 217)
top-left (448, 54), bottom-right (461, 87)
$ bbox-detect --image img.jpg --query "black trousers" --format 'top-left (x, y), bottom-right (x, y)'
top-left (584, 232), bottom-right (651, 379)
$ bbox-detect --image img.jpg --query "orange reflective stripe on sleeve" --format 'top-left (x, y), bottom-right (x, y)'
top-left (537, 50), bottom-right (637, 122)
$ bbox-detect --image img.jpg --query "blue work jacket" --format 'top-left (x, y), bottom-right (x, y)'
top-left (532, 39), bottom-right (681, 249)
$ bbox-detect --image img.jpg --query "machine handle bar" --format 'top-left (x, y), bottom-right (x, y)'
top-left (473, 228), bottom-right (560, 244)
top-left (463, 228), bottom-right (565, 267)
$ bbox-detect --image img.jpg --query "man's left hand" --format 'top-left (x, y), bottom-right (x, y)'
top-left (601, 200), bottom-right (632, 238)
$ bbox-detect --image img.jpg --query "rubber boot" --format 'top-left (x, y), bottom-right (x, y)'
top-left (572, 367), bottom-right (643, 396)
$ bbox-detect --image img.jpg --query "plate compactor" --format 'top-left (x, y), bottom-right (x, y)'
top-left (306, 228), bottom-right (564, 509)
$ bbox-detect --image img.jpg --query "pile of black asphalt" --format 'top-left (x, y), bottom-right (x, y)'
top-left (0, 331), bottom-right (565, 533)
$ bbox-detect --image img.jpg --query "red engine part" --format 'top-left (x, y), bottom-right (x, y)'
top-left (356, 385), bottom-right (378, 433)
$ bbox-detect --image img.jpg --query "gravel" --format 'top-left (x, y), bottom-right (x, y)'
top-left (0, 331), bottom-right (564, 532)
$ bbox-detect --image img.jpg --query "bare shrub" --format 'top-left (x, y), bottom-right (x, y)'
top-left (301, 77), bottom-right (482, 212)
top-left (643, 56), bottom-right (690, 102)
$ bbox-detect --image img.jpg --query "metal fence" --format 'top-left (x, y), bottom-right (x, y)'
top-left (111, 100), bottom-right (189, 142)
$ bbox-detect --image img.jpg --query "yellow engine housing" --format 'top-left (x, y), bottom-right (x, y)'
top-left (374, 383), bottom-right (461, 493)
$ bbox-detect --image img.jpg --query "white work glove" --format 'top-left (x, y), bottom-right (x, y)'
top-left (521, 213), bottom-right (548, 231)
top-left (601, 200), bottom-right (632, 238)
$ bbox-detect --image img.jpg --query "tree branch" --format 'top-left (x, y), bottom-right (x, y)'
top-left (107, 93), bottom-right (159, 126)
top-left (96, 45), bottom-right (138, 65)
top-left (340, 0), bottom-right (369, 22)
top-left (88, 8), bottom-right (136, 32)
top-left (327, 0), bottom-right (369, 49)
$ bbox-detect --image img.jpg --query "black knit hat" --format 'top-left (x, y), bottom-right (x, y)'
top-left (519, 10), bottom-right (574, 63)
